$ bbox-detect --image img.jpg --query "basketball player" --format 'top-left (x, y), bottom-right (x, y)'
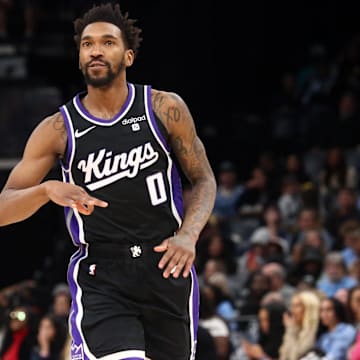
top-left (0, 3), bottom-right (216, 360)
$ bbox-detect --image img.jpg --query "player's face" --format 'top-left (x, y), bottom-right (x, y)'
top-left (79, 22), bottom-right (134, 88)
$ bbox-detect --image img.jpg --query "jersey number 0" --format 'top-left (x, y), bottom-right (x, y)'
top-left (146, 172), bottom-right (167, 206)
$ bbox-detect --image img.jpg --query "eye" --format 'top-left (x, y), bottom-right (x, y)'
top-left (105, 40), bottom-right (114, 46)
top-left (82, 41), bottom-right (91, 47)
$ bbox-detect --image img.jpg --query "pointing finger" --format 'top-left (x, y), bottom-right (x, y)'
top-left (91, 198), bottom-right (108, 207)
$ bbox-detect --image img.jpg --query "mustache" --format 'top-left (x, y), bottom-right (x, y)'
top-left (86, 60), bottom-right (110, 68)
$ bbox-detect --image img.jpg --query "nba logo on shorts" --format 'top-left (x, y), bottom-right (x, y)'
top-left (71, 342), bottom-right (84, 360)
top-left (88, 264), bottom-right (96, 276)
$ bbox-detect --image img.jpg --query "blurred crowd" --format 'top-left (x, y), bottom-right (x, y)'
top-left (194, 147), bottom-right (360, 360)
top-left (2, 2), bottom-right (360, 360)
top-left (191, 30), bottom-right (360, 360)
top-left (0, 281), bottom-right (71, 360)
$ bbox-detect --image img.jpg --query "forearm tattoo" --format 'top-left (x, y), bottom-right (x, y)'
top-left (152, 90), bottom-right (216, 240)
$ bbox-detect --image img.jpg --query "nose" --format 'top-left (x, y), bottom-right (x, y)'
top-left (90, 44), bottom-right (104, 57)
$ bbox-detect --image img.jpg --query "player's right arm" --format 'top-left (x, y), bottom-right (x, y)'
top-left (0, 113), bottom-right (108, 226)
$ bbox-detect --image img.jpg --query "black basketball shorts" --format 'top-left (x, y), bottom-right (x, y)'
top-left (67, 242), bottom-right (199, 360)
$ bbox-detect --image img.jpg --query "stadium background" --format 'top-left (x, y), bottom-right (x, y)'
top-left (0, 0), bottom-right (359, 287)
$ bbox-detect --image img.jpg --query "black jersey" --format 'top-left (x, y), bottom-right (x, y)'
top-left (59, 83), bottom-right (184, 246)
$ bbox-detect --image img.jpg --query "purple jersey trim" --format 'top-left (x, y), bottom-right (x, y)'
top-left (171, 164), bottom-right (184, 218)
top-left (67, 245), bottom-right (91, 360)
top-left (59, 105), bottom-right (73, 170)
top-left (74, 83), bottom-right (134, 125)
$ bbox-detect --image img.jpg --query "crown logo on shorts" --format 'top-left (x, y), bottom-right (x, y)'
top-left (130, 245), bottom-right (142, 258)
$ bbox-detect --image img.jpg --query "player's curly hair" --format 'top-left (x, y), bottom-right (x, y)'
top-left (73, 2), bottom-right (142, 57)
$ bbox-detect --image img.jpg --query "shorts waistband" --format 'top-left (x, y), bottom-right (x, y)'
top-left (87, 242), bottom-right (157, 259)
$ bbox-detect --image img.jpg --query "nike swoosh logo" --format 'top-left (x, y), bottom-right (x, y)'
top-left (74, 126), bottom-right (96, 138)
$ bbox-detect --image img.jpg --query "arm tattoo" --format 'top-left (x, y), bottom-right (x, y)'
top-left (173, 136), bottom-right (187, 156)
top-left (52, 115), bottom-right (67, 142)
top-left (152, 91), bottom-right (181, 128)
top-left (152, 89), bottom-right (216, 241)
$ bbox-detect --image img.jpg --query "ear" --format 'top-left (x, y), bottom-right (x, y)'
top-left (125, 49), bottom-right (135, 67)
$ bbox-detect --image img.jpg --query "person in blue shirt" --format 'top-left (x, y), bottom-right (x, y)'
top-left (315, 297), bottom-right (356, 360)
top-left (213, 161), bottom-right (244, 220)
top-left (316, 251), bottom-right (358, 297)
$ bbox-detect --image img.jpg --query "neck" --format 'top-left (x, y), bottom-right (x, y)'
top-left (327, 322), bottom-right (338, 331)
top-left (84, 76), bottom-right (128, 119)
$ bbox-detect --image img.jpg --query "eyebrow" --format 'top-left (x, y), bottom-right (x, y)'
top-left (81, 34), bottom-right (118, 41)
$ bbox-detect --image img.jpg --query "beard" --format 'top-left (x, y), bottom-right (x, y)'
top-left (82, 60), bottom-right (125, 88)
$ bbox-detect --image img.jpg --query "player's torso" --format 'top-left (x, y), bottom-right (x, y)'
top-left (60, 83), bottom-right (183, 246)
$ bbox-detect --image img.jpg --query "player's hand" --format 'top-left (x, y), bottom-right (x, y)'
top-left (44, 180), bottom-right (108, 215)
top-left (154, 234), bottom-right (195, 279)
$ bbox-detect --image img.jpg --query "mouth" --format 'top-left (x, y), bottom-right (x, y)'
top-left (88, 61), bottom-right (107, 69)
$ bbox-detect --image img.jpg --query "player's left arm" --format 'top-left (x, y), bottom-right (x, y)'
top-left (152, 89), bottom-right (217, 278)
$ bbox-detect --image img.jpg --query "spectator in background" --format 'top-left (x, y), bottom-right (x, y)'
top-left (343, 231), bottom-right (360, 285)
top-left (334, 287), bottom-right (350, 306)
top-left (30, 312), bottom-right (67, 360)
top-left (199, 285), bottom-right (232, 360)
top-left (195, 325), bottom-right (217, 360)
top-left (212, 161), bottom-right (246, 247)
top-left (289, 232), bottom-right (325, 286)
top-left (315, 297), bottom-right (356, 360)
top-left (213, 161), bottom-right (243, 221)
top-left (282, 153), bottom-right (311, 185)
top-left (265, 236), bottom-right (289, 266)
top-left (281, 153), bottom-right (318, 210)
top-left (199, 258), bottom-right (227, 288)
top-left (196, 229), bottom-right (237, 276)
top-left (338, 220), bottom-right (360, 269)
top-left (0, 304), bottom-right (36, 360)
top-left (252, 205), bottom-right (290, 254)
top-left (347, 285), bottom-right (360, 359)
top-left (204, 275), bottom-right (238, 332)
top-left (277, 175), bottom-right (303, 230)
top-left (241, 301), bottom-right (286, 360)
top-left (347, 285), bottom-right (360, 329)
top-left (324, 187), bottom-right (360, 250)
top-left (48, 283), bottom-right (71, 335)
top-left (261, 262), bottom-right (296, 307)
top-left (350, 259), bottom-right (360, 284)
top-left (316, 251), bottom-right (358, 297)
top-left (247, 207), bottom-right (289, 265)
top-left (237, 271), bottom-right (271, 334)
top-left (318, 146), bottom-right (358, 216)
top-left (234, 234), bottom-right (268, 292)
top-left (238, 167), bottom-right (271, 220)
top-left (290, 207), bottom-right (335, 252)
top-left (291, 229), bottom-right (326, 267)
top-left (279, 290), bottom-right (321, 360)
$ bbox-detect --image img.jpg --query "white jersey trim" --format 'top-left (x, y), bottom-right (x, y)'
top-left (99, 350), bottom-right (146, 359)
